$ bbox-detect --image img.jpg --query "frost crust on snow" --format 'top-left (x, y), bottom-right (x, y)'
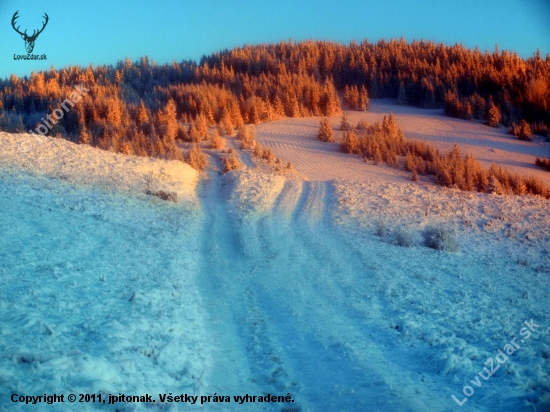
top-left (1, 128), bottom-right (550, 410)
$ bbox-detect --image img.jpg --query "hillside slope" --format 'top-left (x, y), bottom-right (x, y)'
top-left (0, 132), bottom-right (549, 411)
top-left (255, 99), bottom-right (550, 184)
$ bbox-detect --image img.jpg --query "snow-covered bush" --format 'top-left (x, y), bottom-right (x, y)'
top-left (223, 150), bottom-right (242, 173)
top-left (393, 227), bottom-right (417, 247)
top-left (423, 226), bottom-right (459, 252)
top-left (145, 189), bottom-right (178, 202)
top-left (238, 125), bottom-right (256, 149)
top-left (209, 128), bottom-right (225, 149)
top-left (374, 220), bottom-right (389, 237)
top-left (253, 144), bottom-right (263, 158)
top-left (262, 147), bottom-right (275, 165)
top-left (187, 145), bottom-right (207, 171)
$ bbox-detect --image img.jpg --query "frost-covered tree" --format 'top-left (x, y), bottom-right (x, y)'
top-left (341, 130), bottom-right (360, 154)
top-left (238, 125), bottom-right (256, 149)
top-left (518, 120), bottom-right (532, 141)
top-left (397, 82), bottom-right (407, 105)
top-left (340, 112), bottom-right (351, 131)
top-left (485, 100), bottom-right (501, 127)
top-left (318, 117), bottom-right (335, 142)
top-left (487, 174), bottom-right (505, 194)
top-left (358, 85), bottom-right (369, 111)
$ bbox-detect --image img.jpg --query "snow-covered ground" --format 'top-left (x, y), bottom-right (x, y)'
top-left (0, 132), bottom-right (199, 206)
top-left (255, 99), bottom-right (550, 184)
top-left (0, 168), bottom-right (207, 411)
top-left (1, 118), bottom-right (549, 412)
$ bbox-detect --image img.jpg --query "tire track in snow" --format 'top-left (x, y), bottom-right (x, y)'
top-left (248, 180), bottom-right (449, 411)
top-left (195, 173), bottom-right (262, 405)
top-left (197, 172), bottom-right (304, 411)
top-left (197, 172), bottom-right (451, 411)
top-left (252, 181), bottom-right (390, 410)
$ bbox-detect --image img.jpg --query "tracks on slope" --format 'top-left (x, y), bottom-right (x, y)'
top-left (196, 172), bottom-right (447, 411)
top-left (196, 172), bottom-right (303, 411)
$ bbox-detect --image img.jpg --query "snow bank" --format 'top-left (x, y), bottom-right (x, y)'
top-left (224, 170), bottom-right (286, 257)
top-left (227, 170), bottom-right (286, 218)
top-left (0, 132), bottom-right (199, 205)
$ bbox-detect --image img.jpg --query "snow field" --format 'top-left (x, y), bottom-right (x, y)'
top-left (331, 179), bottom-right (550, 411)
top-left (0, 170), bottom-right (208, 411)
top-left (255, 99), bottom-right (550, 185)
top-left (0, 124), bottom-right (549, 411)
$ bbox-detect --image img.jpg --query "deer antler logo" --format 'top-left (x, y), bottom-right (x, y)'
top-left (11, 11), bottom-right (49, 54)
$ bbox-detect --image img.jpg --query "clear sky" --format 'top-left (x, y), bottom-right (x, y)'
top-left (1, 0), bottom-right (549, 79)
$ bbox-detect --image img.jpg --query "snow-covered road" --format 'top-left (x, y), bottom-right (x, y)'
top-left (1, 165), bottom-right (549, 411)
top-left (194, 171), bottom-right (549, 412)
top-left (197, 176), bottom-right (439, 411)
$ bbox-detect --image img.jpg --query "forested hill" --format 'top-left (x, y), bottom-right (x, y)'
top-left (1, 39), bottom-right (549, 160)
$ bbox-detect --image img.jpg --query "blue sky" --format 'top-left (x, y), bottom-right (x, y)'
top-left (1, 0), bottom-right (549, 79)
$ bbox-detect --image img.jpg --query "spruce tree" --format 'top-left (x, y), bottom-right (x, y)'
top-left (405, 151), bottom-right (417, 172)
top-left (318, 117), bottom-right (334, 142)
top-left (517, 120), bottom-right (532, 141)
top-left (373, 145), bottom-right (382, 165)
top-left (273, 96), bottom-right (285, 118)
top-left (187, 145), bottom-right (207, 171)
top-left (397, 82), bottom-right (407, 105)
top-left (220, 108), bottom-right (234, 135)
top-left (463, 102), bottom-right (473, 120)
top-left (155, 137), bottom-right (165, 159)
top-left (341, 130), bottom-right (360, 154)
top-left (474, 95), bottom-right (486, 120)
top-left (323, 80), bottom-right (341, 116)
top-left (159, 99), bottom-right (178, 142)
top-left (340, 113), bottom-right (351, 131)
top-left (344, 85), bottom-right (351, 106)
top-left (239, 125), bottom-right (256, 149)
top-left (15, 115), bottom-right (25, 133)
top-left (209, 128), bottom-right (224, 149)
top-left (188, 124), bottom-right (201, 143)
top-left (78, 128), bottom-right (91, 145)
top-left (477, 170), bottom-right (490, 192)
top-left (485, 100), bottom-right (501, 127)
top-left (349, 86), bottom-right (359, 109)
top-left (487, 174), bottom-right (504, 194)
top-left (358, 85), bottom-right (369, 111)
top-left (249, 104), bottom-right (261, 124)
top-left (136, 100), bottom-right (149, 126)
top-left (511, 174), bottom-right (527, 195)
top-left (437, 167), bottom-right (453, 187)
top-left (194, 114), bottom-right (208, 140)
top-left (120, 140), bottom-right (134, 156)
top-left (289, 97), bottom-right (300, 118)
